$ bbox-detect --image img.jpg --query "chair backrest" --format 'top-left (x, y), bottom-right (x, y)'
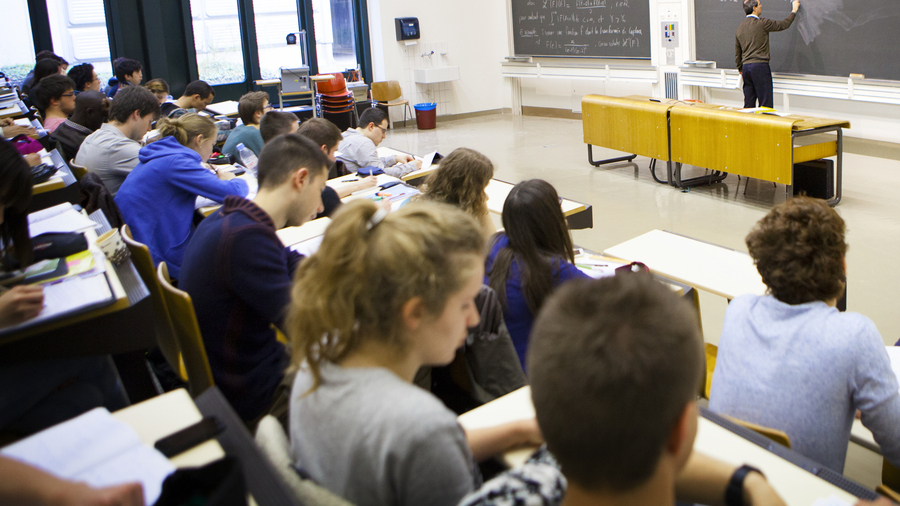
top-left (883, 458), bottom-right (900, 493)
top-left (157, 261), bottom-right (215, 397)
top-left (729, 416), bottom-right (792, 448)
top-left (877, 483), bottom-right (900, 503)
top-left (315, 72), bottom-right (347, 95)
top-left (69, 159), bottom-right (88, 182)
top-left (122, 224), bottom-right (184, 382)
top-left (703, 342), bottom-right (717, 399)
top-left (371, 81), bottom-right (403, 102)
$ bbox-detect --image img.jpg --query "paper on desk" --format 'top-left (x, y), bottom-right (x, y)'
top-left (811, 495), bottom-right (852, 506)
top-left (195, 176), bottom-right (258, 210)
top-left (0, 408), bottom-right (175, 505)
top-left (291, 234), bottom-right (325, 257)
top-left (574, 254), bottom-right (626, 279)
top-left (414, 151), bottom-right (437, 170)
top-left (28, 203), bottom-right (99, 238)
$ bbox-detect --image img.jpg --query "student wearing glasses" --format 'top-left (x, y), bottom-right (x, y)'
top-left (32, 74), bottom-right (77, 133)
top-left (222, 91), bottom-right (271, 166)
top-left (337, 108), bottom-right (421, 178)
top-left (67, 63), bottom-right (101, 94)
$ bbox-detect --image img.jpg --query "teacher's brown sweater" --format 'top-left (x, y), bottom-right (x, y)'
top-left (735, 13), bottom-right (796, 72)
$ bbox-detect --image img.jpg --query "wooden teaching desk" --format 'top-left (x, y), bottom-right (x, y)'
top-left (457, 387), bottom-right (876, 504)
top-left (581, 95), bottom-right (850, 205)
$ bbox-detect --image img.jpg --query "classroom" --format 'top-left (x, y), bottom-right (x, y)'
top-left (2, 0), bottom-right (900, 504)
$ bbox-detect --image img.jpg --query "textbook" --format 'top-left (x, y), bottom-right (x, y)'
top-left (1, 408), bottom-right (175, 505)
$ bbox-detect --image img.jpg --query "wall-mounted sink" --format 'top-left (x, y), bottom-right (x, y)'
top-left (414, 66), bottom-right (460, 84)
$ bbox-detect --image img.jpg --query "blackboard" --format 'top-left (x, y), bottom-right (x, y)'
top-left (511, 0), bottom-right (651, 58)
top-left (694, 0), bottom-right (900, 81)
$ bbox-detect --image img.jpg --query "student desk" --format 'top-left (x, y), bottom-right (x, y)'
top-left (205, 100), bottom-right (240, 118)
top-left (457, 387), bottom-right (876, 504)
top-left (485, 179), bottom-right (592, 230)
top-left (114, 387), bottom-right (298, 505)
top-left (29, 149), bottom-right (81, 212)
top-left (374, 146), bottom-right (439, 184)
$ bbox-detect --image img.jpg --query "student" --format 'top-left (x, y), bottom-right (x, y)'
top-left (337, 107), bottom-right (421, 178)
top-left (417, 147), bottom-right (495, 238)
top-left (0, 140), bottom-right (128, 439)
top-left (76, 85), bottom-right (159, 195)
top-left (67, 63), bottom-right (100, 93)
top-left (144, 78), bottom-right (170, 107)
top-left (295, 117), bottom-right (376, 215)
top-left (0, 456), bottom-right (143, 506)
top-left (116, 113), bottom-right (248, 280)
top-left (25, 59), bottom-right (66, 109)
top-left (288, 201), bottom-right (542, 506)
top-left (709, 196), bottom-right (900, 473)
top-left (462, 274), bottom-right (790, 506)
top-left (486, 179), bottom-right (588, 369)
top-left (51, 91), bottom-right (110, 161)
top-left (20, 51), bottom-right (68, 94)
top-left (164, 80), bottom-right (216, 119)
top-left (107, 58), bottom-right (142, 98)
top-left (222, 91), bottom-right (269, 164)
top-left (179, 134), bottom-right (328, 423)
top-left (260, 111), bottom-right (299, 143)
top-left (33, 74), bottom-right (77, 133)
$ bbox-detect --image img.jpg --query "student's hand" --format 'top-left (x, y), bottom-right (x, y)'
top-left (3, 124), bottom-right (37, 139)
top-left (792, 0), bottom-right (800, 12)
top-left (24, 153), bottom-right (41, 167)
top-left (215, 168), bottom-right (236, 181)
top-left (856, 499), bottom-right (897, 506)
top-left (61, 481), bottom-right (145, 506)
top-left (743, 471), bottom-right (787, 506)
top-left (394, 154), bottom-right (414, 164)
top-left (0, 285), bottom-right (44, 326)
top-left (346, 177), bottom-right (378, 194)
top-left (512, 418), bottom-right (544, 447)
top-left (0, 118), bottom-right (13, 127)
top-left (413, 159), bottom-right (423, 169)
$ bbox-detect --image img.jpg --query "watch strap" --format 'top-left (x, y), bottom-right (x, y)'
top-left (725, 464), bottom-right (763, 506)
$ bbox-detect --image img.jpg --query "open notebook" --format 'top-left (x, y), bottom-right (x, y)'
top-left (1, 408), bottom-right (175, 505)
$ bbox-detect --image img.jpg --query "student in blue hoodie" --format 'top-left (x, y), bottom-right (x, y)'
top-left (116, 113), bottom-right (248, 280)
top-left (485, 179), bottom-right (588, 370)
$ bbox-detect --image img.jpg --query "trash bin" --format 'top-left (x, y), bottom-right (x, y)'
top-left (414, 102), bottom-right (437, 130)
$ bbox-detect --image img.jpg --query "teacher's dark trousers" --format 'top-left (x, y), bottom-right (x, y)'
top-left (742, 62), bottom-right (774, 108)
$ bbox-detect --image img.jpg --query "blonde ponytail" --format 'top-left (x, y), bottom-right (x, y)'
top-left (287, 200), bottom-right (485, 391)
top-left (157, 113), bottom-right (216, 147)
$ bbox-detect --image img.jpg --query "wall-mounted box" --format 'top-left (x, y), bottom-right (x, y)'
top-left (395, 18), bottom-right (420, 41)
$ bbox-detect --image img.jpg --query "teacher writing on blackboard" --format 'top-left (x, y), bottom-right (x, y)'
top-left (735, 0), bottom-right (800, 108)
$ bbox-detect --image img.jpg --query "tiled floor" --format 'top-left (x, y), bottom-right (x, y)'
top-left (385, 113), bottom-right (900, 347)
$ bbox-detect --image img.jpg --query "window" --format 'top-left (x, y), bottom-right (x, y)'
top-left (253, 0), bottom-right (306, 80)
top-left (189, 0), bottom-right (247, 85)
top-left (1, 0), bottom-right (38, 84)
top-left (45, 0), bottom-right (114, 83)
top-left (311, 0), bottom-right (359, 74)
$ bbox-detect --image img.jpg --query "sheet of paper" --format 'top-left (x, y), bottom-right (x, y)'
top-left (574, 254), bottom-right (626, 279)
top-left (1, 408), bottom-right (175, 505)
top-left (811, 495), bottom-right (852, 506)
top-left (28, 204), bottom-right (98, 238)
top-left (28, 203), bottom-right (74, 222)
top-left (0, 273), bottom-right (114, 333)
top-left (414, 151), bottom-right (437, 170)
top-left (291, 234), bottom-right (325, 257)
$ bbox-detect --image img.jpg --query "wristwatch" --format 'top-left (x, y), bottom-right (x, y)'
top-left (725, 464), bottom-right (763, 506)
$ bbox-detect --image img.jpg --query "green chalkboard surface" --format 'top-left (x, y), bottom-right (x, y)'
top-left (511, 0), bottom-right (651, 58)
top-left (694, 0), bottom-right (900, 81)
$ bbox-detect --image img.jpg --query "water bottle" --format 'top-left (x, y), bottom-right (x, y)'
top-left (236, 143), bottom-right (258, 177)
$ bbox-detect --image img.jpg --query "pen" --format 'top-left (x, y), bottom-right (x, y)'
top-left (342, 178), bottom-right (359, 182)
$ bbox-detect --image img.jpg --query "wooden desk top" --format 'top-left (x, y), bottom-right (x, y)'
top-left (603, 230), bottom-right (767, 300)
top-left (670, 101), bottom-right (850, 132)
top-left (485, 179), bottom-right (585, 217)
top-left (277, 217), bottom-right (332, 247)
top-left (457, 387), bottom-right (859, 504)
top-left (113, 388), bottom-right (225, 468)
top-left (255, 79), bottom-right (281, 86)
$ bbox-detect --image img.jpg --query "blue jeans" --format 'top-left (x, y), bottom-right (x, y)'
top-left (742, 62), bottom-right (774, 108)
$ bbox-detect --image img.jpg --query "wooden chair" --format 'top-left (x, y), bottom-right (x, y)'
top-left (703, 342), bottom-right (718, 399)
top-left (876, 482), bottom-right (900, 503)
top-left (882, 458), bottom-right (900, 495)
top-left (68, 159), bottom-right (88, 182)
top-left (157, 261), bottom-right (214, 397)
top-left (121, 224), bottom-right (185, 383)
top-left (728, 416), bottom-right (792, 448)
top-left (371, 81), bottom-right (412, 128)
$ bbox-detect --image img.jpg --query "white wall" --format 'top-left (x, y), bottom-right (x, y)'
top-left (367, 0), bottom-right (900, 142)
top-left (366, 0), bottom-right (510, 120)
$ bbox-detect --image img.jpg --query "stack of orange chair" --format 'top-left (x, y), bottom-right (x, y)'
top-left (315, 73), bottom-right (356, 129)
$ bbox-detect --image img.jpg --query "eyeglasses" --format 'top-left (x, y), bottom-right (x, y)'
top-left (263, 104), bottom-right (274, 111)
top-left (373, 124), bottom-right (387, 135)
top-left (61, 92), bottom-right (75, 97)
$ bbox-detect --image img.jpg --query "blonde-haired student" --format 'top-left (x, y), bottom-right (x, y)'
top-left (116, 113), bottom-right (248, 280)
top-left (288, 200), bottom-right (541, 506)
top-left (417, 147), bottom-right (496, 239)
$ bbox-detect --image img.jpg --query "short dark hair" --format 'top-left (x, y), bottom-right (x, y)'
top-left (260, 111), bottom-right (299, 144)
top-left (746, 196), bottom-right (847, 304)
top-left (114, 58), bottom-right (142, 83)
top-left (238, 91), bottom-right (269, 125)
top-left (31, 59), bottom-right (63, 89)
top-left (359, 107), bottom-right (387, 129)
top-left (67, 63), bottom-right (95, 92)
top-left (296, 117), bottom-right (342, 151)
top-left (183, 80), bottom-right (215, 100)
top-left (108, 85), bottom-right (160, 123)
top-left (257, 133), bottom-right (329, 189)
top-left (743, 0), bottom-right (759, 14)
top-left (529, 274), bottom-right (703, 492)
top-left (35, 50), bottom-right (68, 66)
top-left (33, 74), bottom-right (75, 111)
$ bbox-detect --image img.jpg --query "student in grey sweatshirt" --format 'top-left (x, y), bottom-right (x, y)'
top-left (709, 196), bottom-right (900, 473)
top-left (337, 107), bottom-right (420, 178)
